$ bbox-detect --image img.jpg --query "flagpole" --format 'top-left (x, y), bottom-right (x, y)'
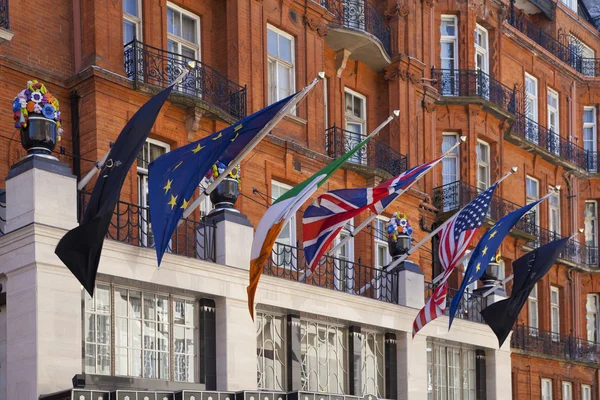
top-left (431, 187), bottom-right (559, 286)
top-left (182, 73), bottom-right (325, 220)
top-left (481, 225), bottom-right (582, 298)
top-left (325, 137), bottom-right (467, 257)
top-left (77, 61), bottom-right (197, 191)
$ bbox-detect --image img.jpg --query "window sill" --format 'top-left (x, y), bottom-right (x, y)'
top-left (284, 114), bottom-right (308, 126)
top-left (83, 373), bottom-right (207, 392)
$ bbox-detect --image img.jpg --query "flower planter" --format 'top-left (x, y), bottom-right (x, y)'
top-left (388, 234), bottom-right (411, 259)
top-left (209, 177), bottom-right (240, 212)
top-left (480, 261), bottom-right (501, 287)
top-left (20, 116), bottom-right (57, 157)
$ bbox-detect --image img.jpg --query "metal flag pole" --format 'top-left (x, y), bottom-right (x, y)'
top-left (77, 61), bottom-right (197, 191)
top-left (182, 72), bottom-right (325, 220)
top-left (481, 225), bottom-right (582, 298)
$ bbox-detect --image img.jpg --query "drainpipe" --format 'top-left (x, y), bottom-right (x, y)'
top-left (70, 89), bottom-right (81, 222)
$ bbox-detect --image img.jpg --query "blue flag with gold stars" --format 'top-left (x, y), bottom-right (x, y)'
top-left (448, 197), bottom-right (544, 330)
top-left (148, 94), bottom-right (295, 265)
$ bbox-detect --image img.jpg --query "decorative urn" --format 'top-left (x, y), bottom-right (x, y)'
top-left (13, 80), bottom-right (63, 159)
top-left (387, 212), bottom-right (413, 259)
top-left (480, 250), bottom-right (502, 287)
top-left (206, 161), bottom-right (241, 212)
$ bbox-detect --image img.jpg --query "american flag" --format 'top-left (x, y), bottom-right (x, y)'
top-left (413, 182), bottom-right (498, 336)
top-left (303, 158), bottom-right (443, 272)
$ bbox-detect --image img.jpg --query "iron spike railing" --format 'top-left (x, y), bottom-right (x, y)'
top-left (528, 225), bottom-right (599, 268)
top-left (424, 281), bottom-right (485, 324)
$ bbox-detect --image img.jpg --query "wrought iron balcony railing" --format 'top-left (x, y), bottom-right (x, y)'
top-left (320, 0), bottom-right (392, 56)
top-left (511, 324), bottom-right (600, 365)
top-left (79, 192), bottom-right (216, 263)
top-left (512, 114), bottom-right (588, 170)
top-left (326, 124), bottom-right (408, 177)
top-left (266, 242), bottom-right (399, 304)
top-left (528, 225), bottom-right (599, 268)
top-left (431, 69), bottom-right (516, 114)
top-left (0, 0), bottom-right (8, 29)
top-left (432, 180), bottom-right (538, 236)
top-left (124, 40), bottom-right (247, 120)
top-left (424, 282), bottom-right (485, 324)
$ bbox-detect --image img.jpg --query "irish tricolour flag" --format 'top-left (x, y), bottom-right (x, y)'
top-left (247, 134), bottom-right (376, 319)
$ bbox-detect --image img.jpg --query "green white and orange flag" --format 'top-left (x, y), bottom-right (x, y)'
top-left (247, 113), bottom-right (398, 319)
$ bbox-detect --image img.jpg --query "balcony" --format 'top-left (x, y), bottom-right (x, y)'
top-left (432, 180), bottom-right (538, 238)
top-left (326, 124), bottom-right (409, 178)
top-left (424, 282), bottom-right (485, 324)
top-left (124, 40), bottom-right (247, 123)
top-left (320, 0), bottom-right (392, 71)
top-left (509, 114), bottom-right (589, 173)
top-left (527, 225), bottom-right (599, 268)
top-left (512, 324), bottom-right (600, 365)
top-left (0, 0), bottom-right (12, 44)
top-left (431, 69), bottom-right (517, 117)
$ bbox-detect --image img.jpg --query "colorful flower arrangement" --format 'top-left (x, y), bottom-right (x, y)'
top-left (206, 161), bottom-right (241, 185)
top-left (387, 212), bottom-right (413, 242)
top-left (13, 80), bottom-right (63, 137)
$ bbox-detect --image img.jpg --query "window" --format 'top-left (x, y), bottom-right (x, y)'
top-left (334, 219), bottom-right (355, 293)
top-left (374, 218), bottom-right (391, 300)
top-left (586, 294), bottom-right (599, 342)
top-left (442, 134), bottom-right (460, 212)
top-left (585, 201), bottom-right (598, 266)
top-left (137, 139), bottom-right (170, 247)
top-left (584, 107), bottom-right (597, 172)
top-left (440, 16), bottom-right (458, 95)
top-left (550, 286), bottom-right (560, 340)
top-left (572, 36), bottom-right (595, 77)
top-left (541, 378), bottom-right (553, 400)
top-left (560, 0), bottom-right (577, 12)
top-left (267, 25), bottom-right (295, 105)
top-left (525, 74), bottom-right (539, 143)
top-left (84, 284), bottom-right (111, 375)
top-left (562, 382), bottom-right (573, 400)
top-left (167, 4), bottom-right (200, 60)
top-left (323, 77), bottom-right (329, 130)
top-left (84, 284), bottom-right (198, 382)
top-left (123, 0), bottom-right (142, 44)
top-left (582, 384), bottom-right (592, 400)
top-left (475, 25), bottom-right (489, 74)
top-left (549, 189), bottom-right (561, 238)
top-left (271, 181), bottom-right (296, 268)
top-left (300, 320), bottom-right (347, 394)
top-left (256, 312), bottom-right (286, 390)
top-left (361, 331), bottom-right (384, 397)
top-left (547, 89), bottom-right (560, 155)
top-left (526, 176), bottom-right (540, 228)
top-left (344, 89), bottom-right (367, 164)
top-left (529, 284), bottom-right (539, 334)
top-left (476, 140), bottom-right (490, 191)
top-left (426, 341), bottom-right (476, 400)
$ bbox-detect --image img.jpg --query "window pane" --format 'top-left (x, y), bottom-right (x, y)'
top-left (353, 96), bottom-right (363, 118)
top-left (277, 64), bottom-right (291, 93)
top-left (267, 29), bottom-right (278, 56)
top-left (441, 19), bottom-right (456, 36)
top-left (279, 35), bottom-right (292, 63)
top-left (584, 108), bottom-right (595, 123)
top-left (182, 15), bottom-right (197, 43)
top-left (167, 8), bottom-right (181, 37)
top-left (123, 0), bottom-right (138, 16)
top-left (124, 20), bottom-right (136, 44)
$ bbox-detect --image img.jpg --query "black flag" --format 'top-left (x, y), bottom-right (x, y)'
top-left (480, 237), bottom-right (570, 347)
top-left (55, 84), bottom-right (174, 296)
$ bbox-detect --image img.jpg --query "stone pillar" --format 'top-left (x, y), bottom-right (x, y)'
top-left (397, 332), bottom-right (428, 400)
top-left (205, 210), bottom-right (254, 270)
top-left (215, 297), bottom-right (256, 391)
top-left (286, 314), bottom-right (302, 391)
top-left (199, 298), bottom-right (217, 390)
top-left (385, 333), bottom-right (398, 399)
top-left (348, 326), bottom-right (362, 395)
top-left (395, 260), bottom-right (425, 309)
top-left (485, 345), bottom-right (512, 400)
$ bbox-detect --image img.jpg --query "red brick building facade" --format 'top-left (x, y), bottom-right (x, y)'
top-left (1, 0), bottom-right (600, 398)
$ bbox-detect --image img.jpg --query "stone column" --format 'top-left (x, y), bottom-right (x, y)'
top-left (384, 333), bottom-right (398, 399)
top-left (397, 332), bottom-right (428, 400)
top-left (485, 345), bottom-right (512, 400)
top-left (205, 209), bottom-right (254, 269)
top-left (199, 298), bottom-right (217, 390)
top-left (286, 314), bottom-right (302, 391)
top-left (348, 326), bottom-right (362, 395)
top-left (395, 260), bottom-right (425, 309)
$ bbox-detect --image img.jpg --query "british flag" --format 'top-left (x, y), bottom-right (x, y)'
top-left (302, 157), bottom-right (443, 272)
top-left (412, 182), bottom-right (498, 336)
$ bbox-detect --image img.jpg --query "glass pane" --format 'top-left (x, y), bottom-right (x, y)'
top-left (129, 291), bottom-right (142, 319)
top-left (279, 35), bottom-right (292, 63)
top-left (123, 0), bottom-right (138, 16)
top-left (584, 108), bottom-right (595, 123)
top-left (441, 42), bottom-right (455, 60)
top-left (85, 343), bottom-right (96, 373)
top-left (157, 295), bottom-right (169, 322)
top-left (167, 8), bottom-right (181, 37)
top-left (97, 345), bottom-right (110, 375)
top-left (85, 314), bottom-right (95, 343)
top-left (144, 294), bottom-right (156, 321)
top-left (124, 20), bottom-right (136, 44)
top-left (115, 288), bottom-right (128, 316)
top-left (144, 321), bottom-right (156, 349)
top-left (130, 349), bottom-right (142, 377)
top-left (345, 93), bottom-right (353, 114)
top-left (157, 323), bottom-right (169, 351)
top-left (267, 29), bottom-right (278, 56)
top-left (97, 315), bottom-right (110, 345)
top-left (174, 325), bottom-right (186, 354)
top-left (277, 64), bottom-right (291, 92)
top-left (168, 39), bottom-right (178, 54)
top-left (115, 347), bottom-right (128, 375)
top-left (181, 46), bottom-right (195, 60)
top-left (353, 95), bottom-right (363, 118)
top-left (96, 286), bottom-right (110, 313)
top-left (441, 19), bottom-right (456, 36)
top-left (442, 135), bottom-right (458, 152)
top-left (116, 317), bottom-right (128, 347)
top-left (182, 15), bottom-right (197, 43)
top-left (130, 320), bottom-right (142, 349)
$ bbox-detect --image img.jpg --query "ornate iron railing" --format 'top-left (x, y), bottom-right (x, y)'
top-left (124, 40), bottom-right (247, 120)
top-left (424, 282), bottom-right (485, 324)
top-left (79, 192), bottom-right (216, 262)
top-left (0, 0), bottom-right (8, 29)
top-left (326, 124), bottom-right (408, 177)
top-left (512, 114), bottom-right (588, 170)
top-left (320, 0), bottom-right (392, 56)
top-left (432, 180), bottom-right (538, 236)
top-left (431, 69), bottom-right (516, 114)
top-left (265, 242), bottom-right (399, 304)
top-left (511, 324), bottom-right (600, 365)
top-left (528, 225), bottom-right (599, 268)
top-left (585, 150), bottom-right (599, 173)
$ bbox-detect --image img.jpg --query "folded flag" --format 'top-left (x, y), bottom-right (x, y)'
top-left (448, 197), bottom-right (543, 329)
top-left (148, 95), bottom-right (296, 266)
top-left (413, 183), bottom-right (498, 336)
top-left (481, 237), bottom-right (570, 347)
top-left (55, 84), bottom-right (175, 296)
top-left (302, 156), bottom-right (443, 272)
top-left (248, 133), bottom-right (376, 320)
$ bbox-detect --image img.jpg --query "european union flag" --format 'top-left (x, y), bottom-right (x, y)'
top-left (448, 197), bottom-right (544, 329)
top-left (148, 95), bottom-right (295, 265)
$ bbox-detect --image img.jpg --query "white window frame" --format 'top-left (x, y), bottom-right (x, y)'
top-left (586, 294), bottom-right (599, 343)
top-left (324, 76), bottom-right (329, 130)
top-left (525, 73), bottom-right (539, 144)
top-left (475, 25), bottom-right (489, 74)
top-left (584, 107), bottom-right (597, 172)
top-left (549, 188), bottom-right (561, 237)
top-left (123, 0), bottom-right (142, 43)
top-left (526, 176), bottom-right (540, 228)
top-left (550, 286), bottom-right (560, 341)
top-left (582, 384), bottom-right (592, 400)
top-left (334, 219), bottom-right (355, 293)
top-left (374, 217), bottom-right (391, 300)
top-left (440, 16), bottom-right (458, 95)
top-left (562, 381), bottom-right (573, 400)
top-left (344, 88), bottom-right (367, 165)
top-left (426, 341), bottom-right (477, 400)
top-left (476, 140), bottom-right (490, 191)
top-left (585, 200), bottom-right (598, 248)
top-left (267, 24), bottom-right (296, 105)
top-left (271, 180), bottom-right (297, 270)
top-left (166, 3), bottom-right (201, 60)
top-left (84, 284), bottom-right (111, 375)
top-left (529, 284), bottom-right (539, 335)
top-left (442, 133), bottom-right (460, 186)
top-left (581, 41), bottom-right (595, 77)
top-left (541, 378), bottom-right (553, 400)
top-left (547, 88), bottom-right (560, 155)
top-left (440, 15), bottom-right (458, 70)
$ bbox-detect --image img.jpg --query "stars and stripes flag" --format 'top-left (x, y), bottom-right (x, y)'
top-left (302, 156), bottom-right (444, 272)
top-left (412, 182), bottom-right (498, 336)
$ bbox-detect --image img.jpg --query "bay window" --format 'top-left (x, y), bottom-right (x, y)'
top-left (427, 341), bottom-right (476, 400)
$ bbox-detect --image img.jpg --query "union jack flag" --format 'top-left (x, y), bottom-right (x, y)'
top-left (413, 182), bottom-right (498, 336)
top-left (302, 157), bottom-right (442, 272)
